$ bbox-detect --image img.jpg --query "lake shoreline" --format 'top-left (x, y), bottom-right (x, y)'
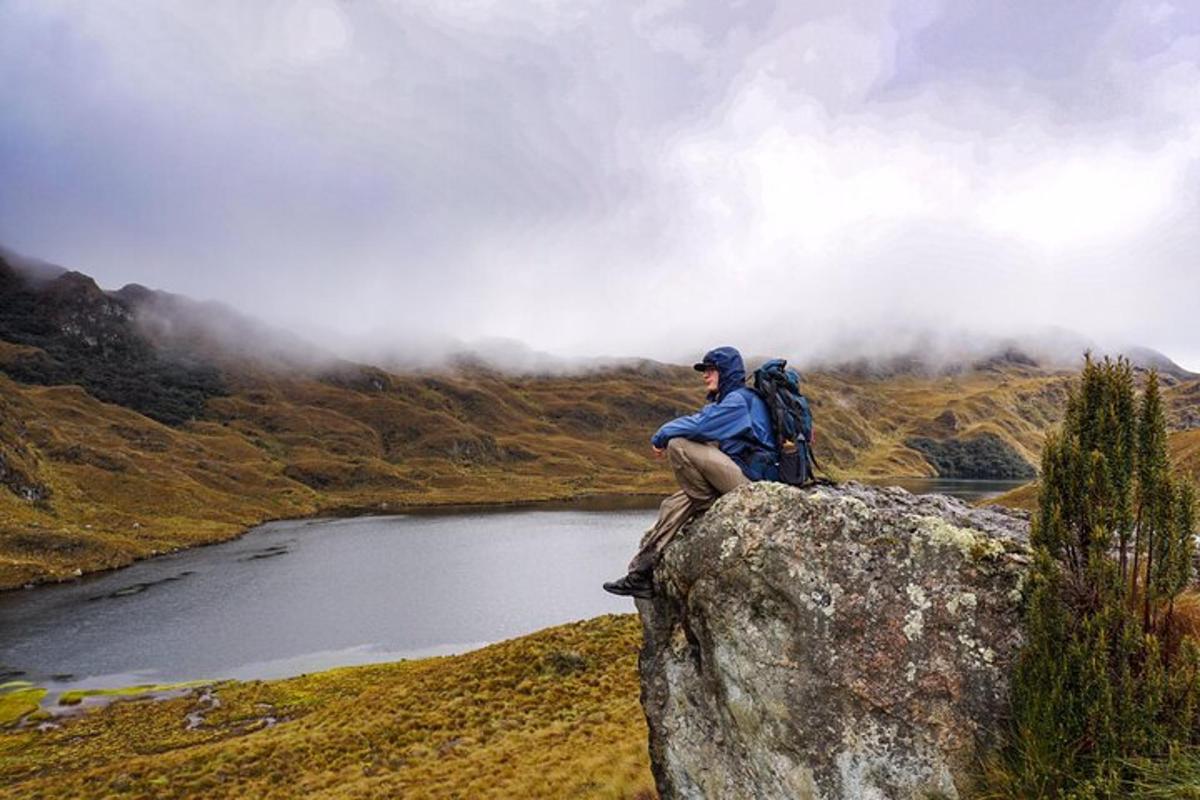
top-left (1, 479), bottom-right (1029, 703)
top-left (1, 503), bottom-right (666, 695)
top-left (0, 614), bottom-right (656, 798)
top-left (3, 477), bottom-right (1030, 595)
top-left (1, 489), bottom-right (670, 594)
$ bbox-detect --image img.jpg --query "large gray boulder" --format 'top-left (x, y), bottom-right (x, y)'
top-left (636, 481), bottom-right (1031, 800)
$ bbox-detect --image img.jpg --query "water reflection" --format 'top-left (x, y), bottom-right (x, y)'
top-left (863, 477), bottom-right (1027, 503)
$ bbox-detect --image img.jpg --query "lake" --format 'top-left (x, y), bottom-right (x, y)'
top-left (0, 479), bottom-right (1025, 693)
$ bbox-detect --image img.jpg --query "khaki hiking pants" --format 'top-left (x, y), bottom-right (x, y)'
top-left (627, 438), bottom-right (748, 574)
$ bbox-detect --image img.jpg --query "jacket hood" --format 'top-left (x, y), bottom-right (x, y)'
top-left (700, 346), bottom-right (745, 401)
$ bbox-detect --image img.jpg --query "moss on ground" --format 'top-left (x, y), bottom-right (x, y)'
top-left (56, 681), bottom-right (212, 707)
top-left (0, 683), bottom-right (47, 726)
top-left (0, 614), bottom-right (655, 800)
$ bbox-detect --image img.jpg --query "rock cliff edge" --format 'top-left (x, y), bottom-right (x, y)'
top-left (636, 481), bottom-right (1031, 800)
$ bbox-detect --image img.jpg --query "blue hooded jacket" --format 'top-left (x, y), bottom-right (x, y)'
top-left (650, 346), bottom-right (778, 481)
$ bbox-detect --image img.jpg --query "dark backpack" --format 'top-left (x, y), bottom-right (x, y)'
top-left (752, 359), bottom-right (816, 485)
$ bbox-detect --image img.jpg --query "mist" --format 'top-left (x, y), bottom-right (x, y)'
top-left (1, 1), bottom-right (1198, 371)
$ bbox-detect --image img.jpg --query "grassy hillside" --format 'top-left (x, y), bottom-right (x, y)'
top-left (5, 347), bottom-right (1197, 590)
top-left (1173, 427), bottom-right (1200, 477)
top-left (0, 360), bottom-right (1089, 589)
top-left (0, 614), bottom-right (654, 800)
top-left (2, 255), bottom-right (1197, 589)
top-left (986, 427), bottom-right (1200, 513)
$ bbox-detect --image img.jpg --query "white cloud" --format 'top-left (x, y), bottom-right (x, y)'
top-left (979, 154), bottom-right (1172, 249)
top-left (1, 0), bottom-right (1198, 370)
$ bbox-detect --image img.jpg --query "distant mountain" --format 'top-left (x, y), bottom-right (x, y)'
top-left (0, 246), bottom-right (67, 284)
top-left (0, 253), bottom-right (225, 425)
top-left (804, 336), bottom-right (1196, 382)
top-left (1120, 346), bottom-right (1197, 380)
top-left (0, 249), bottom-right (1197, 589)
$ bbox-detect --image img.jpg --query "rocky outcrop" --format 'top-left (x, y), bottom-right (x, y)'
top-left (636, 482), bottom-right (1031, 800)
top-left (0, 254), bottom-right (225, 426)
top-left (905, 433), bottom-right (1036, 479)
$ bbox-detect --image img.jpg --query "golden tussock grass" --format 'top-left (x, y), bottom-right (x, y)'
top-left (0, 614), bottom-right (656, 800)
top-left (1172, 428), bottom-right (1200, 482)
top-left (2, 365), bottom-right (1196, 587)
top-left (982, 397), bottom-right (1199, 514)
top-left (1164, 590), bottom-right (1200, 647)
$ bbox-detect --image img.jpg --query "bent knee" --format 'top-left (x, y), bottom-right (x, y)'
top-left (666, 437), bottom-right (696, 464)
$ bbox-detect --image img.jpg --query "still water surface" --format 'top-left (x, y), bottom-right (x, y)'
top-left (0, 479), bottom-right (1023, 691)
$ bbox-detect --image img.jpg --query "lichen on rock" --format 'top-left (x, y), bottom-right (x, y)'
top-left (636, 481), bottom-right (1030, 800)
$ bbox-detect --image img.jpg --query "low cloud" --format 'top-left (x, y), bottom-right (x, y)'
top-left (1, 1), bottom-right (1197, 370)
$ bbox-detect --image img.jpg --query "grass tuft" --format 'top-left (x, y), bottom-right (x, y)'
top-left (0, 683), bottom-right (46, 726)
top-left (0, 614), bottom-right (656, 799)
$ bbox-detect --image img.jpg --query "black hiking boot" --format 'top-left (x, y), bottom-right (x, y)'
top-left (602, 571), bottom-right (654, 599)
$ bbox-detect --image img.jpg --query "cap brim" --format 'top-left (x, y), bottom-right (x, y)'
top-left (693, 362), bottom-right (710, 372)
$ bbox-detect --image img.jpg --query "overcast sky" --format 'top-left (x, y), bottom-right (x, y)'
top-left (1, 1), bottom-right (1198, 369)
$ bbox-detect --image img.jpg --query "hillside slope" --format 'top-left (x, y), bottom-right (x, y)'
top-left (984, 416), bottom-right (1200, 513)
top-left (0, 363), bottom-right (1082, 589)
top-left (0, 615), bottom-right (653, 800)
top-left (1, 254), bottom-right (1196, 588)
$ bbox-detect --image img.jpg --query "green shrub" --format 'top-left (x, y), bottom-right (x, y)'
top-left (982, 356), bottom-right (1198, 799)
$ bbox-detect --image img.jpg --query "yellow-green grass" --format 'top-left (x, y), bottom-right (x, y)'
top-left (0, 683), bottom-right (47, 726)
top-left (0, 368), bottom-right (687, 589)
top-left (986, 428), bottom-right (1200, 514)
top-left (0, 614), bottom-right (654, 800)
top-left (985, 481), bottom-right (1039, 512)
top-left (3, 358), bottom-right (1194, 588)
top-left (1173, 428), bottom-right (1200, 480)
top-left (56, 681), bottom-right (213, 707)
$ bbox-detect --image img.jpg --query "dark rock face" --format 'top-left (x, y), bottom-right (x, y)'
top-left (637, 482), bottom-right (1030, 800)
top-left (905, 433), bottom-right (1036, 479)
top-left (0, 255), bottom-right (225, 426)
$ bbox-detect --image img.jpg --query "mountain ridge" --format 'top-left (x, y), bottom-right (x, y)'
top-left (0, 250), bottom-right (1196, 589)
top-left (4, 246), bottom-right (1194, 382)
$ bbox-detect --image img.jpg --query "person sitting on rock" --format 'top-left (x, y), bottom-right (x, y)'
top-left (603, 346), bottom-right (778, 599)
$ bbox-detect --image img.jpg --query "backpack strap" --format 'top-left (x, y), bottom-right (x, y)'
top-left (803, 437), bottom-right (838, 486)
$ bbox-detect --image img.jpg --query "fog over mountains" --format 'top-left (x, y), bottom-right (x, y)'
top-left (2, 3), bottom-right (1198, 369)
top-left (2, 246), bottom-right (1194, 381)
